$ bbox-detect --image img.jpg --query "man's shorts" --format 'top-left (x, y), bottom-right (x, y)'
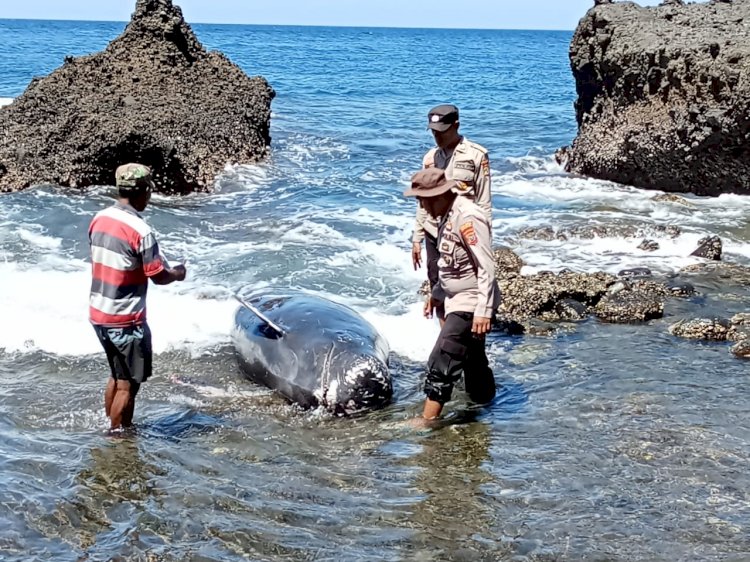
top-left (93, 323), bottom-right (153, 384)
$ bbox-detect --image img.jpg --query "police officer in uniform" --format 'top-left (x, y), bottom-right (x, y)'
top-left (404, 167), bottom-right (499, 423)
top-left (412, 104), bottom-right (492, 321)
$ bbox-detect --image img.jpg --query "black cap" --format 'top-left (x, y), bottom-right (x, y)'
top-left (427, 104), bottom-right (459, 132)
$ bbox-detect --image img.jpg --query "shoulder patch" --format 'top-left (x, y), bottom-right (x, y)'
top-left (481, 157), bottom-right (490, 177)
top-left (459, 221), bottom-right (478, 246)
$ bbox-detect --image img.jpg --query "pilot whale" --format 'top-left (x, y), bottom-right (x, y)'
top-left (231, 292), bottom-right (392, 416)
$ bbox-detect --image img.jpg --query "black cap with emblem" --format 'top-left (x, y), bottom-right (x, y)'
top-left (427, 104), bottom-right (459, 132)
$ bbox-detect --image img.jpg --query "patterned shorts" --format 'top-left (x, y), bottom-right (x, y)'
top-left (93, 323), bottom-right (153, 384)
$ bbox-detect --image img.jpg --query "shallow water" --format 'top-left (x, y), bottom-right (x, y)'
top-left (1, 20), bottom-right (750, 561)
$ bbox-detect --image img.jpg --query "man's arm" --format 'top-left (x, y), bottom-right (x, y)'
top-left (459, 214), bottom-right (496, 334)
top-left (473, 154), bottom-right (492, 222)
top-left (411, 150), bottom-right (437, 267)
top-left (140, 232), bottom-right (187, 285)
top-left (152, 264), bottom-right (186, 285)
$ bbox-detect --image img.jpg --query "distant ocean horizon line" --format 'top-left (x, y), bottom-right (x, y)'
top-left (0, 16), bottom-right (574, 33)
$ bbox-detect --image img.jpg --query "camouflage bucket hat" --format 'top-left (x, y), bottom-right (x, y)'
top-left (115, 163), bottom-right (155, 190)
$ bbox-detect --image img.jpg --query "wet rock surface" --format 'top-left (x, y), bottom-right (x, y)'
top-left (0, 0), bottom-right (275, 193)
top-left (669, 318), bottom-right (734, 341)
top-left (517, 223), bottom-right (682, 241)
top-left (690, 235), bottom-right (723, 261)
top-left (561, 0), bottom-right (750, 196)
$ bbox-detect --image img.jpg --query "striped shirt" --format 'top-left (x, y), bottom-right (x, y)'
top-left (89, 203), bottom-right (165, 326)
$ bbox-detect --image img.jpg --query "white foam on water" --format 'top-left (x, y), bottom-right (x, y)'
top-left (0, 98), bottom-right (12, 108)
top-left (0, 259), bottom-right (238, 357)
top-left (15, 226), bottom-right (63, 250)
top-left (359, 301), bottom-right (441, 363)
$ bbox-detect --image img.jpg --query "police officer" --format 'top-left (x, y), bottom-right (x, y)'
top-left (404, 167), bottom-right (499, 423)
top-left (412, 104), bottom-right (492, 320)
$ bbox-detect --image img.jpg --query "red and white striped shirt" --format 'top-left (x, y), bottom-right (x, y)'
top-left (88, 203), bottom-right (165, 326)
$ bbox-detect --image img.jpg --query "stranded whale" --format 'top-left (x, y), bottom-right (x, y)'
top-left (231, 292), bottom-right (392, 415)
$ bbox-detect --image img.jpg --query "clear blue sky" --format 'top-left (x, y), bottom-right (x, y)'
top-left (0, 0), bottom-right (668, 30)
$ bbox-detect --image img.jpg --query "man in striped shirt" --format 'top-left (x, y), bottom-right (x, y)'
top-left (89, 163), bottom-right (187, 432)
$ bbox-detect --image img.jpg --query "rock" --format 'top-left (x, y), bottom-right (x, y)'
top-left (553, 298), bottom-right (589, 321)
top-left (561, 1), bottom-right (750, 196)
top-left (681, 262), bottom-right (750, 285)
top-left (638, 239), bottom-right (660, 251)
top-left (595, 281), bottom-right (666, 323)
top-left (498, 270), bottom-right (616, 321)
top-left (690, 235), bottom-right (723, 260)
top-left (493, 247), bottom-right (524, 278)
top-left (730, 312), bottom-right (750, 326)
top-left (618, 267), bottom-right (652, 278)
top-left (665, 280), bottom-right (696, 297)
top-left (652, 193), bottom-right (693, 207)
top-left (731, 340), bottom-right (750, 358)
top-left (492, 315), bottom-right (527, 336)
top-left (669, 317), bottom-right (733, 340)
top-left (517, 226), bottom-right (564, 241)
top-left (0, 0), bottom-right (274, 193)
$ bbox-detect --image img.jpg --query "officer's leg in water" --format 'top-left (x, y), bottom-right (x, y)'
top-left (422, 312), bottom-right (474, 418)
top-left (463, 334), bottom-right (496, 405)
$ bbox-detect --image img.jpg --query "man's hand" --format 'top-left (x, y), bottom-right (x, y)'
top-left (172, 264), bottom-right (187, 282)
top-left (411, 242), bottom-right (422, 270)
top-left (472, 316), bottom-right (491, 335)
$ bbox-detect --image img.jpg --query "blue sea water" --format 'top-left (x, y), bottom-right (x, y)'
top-left (2, 17), bottom-right (750, 562)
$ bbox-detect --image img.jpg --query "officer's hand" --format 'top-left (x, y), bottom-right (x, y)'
top-left (472, 316), bottom-right (491, 335)
top-left (173, 264), bottom-right (187, 282)
top-left (423, 297), bottom-right (434, 319)
top-left (411, 242), bottom-right (422, 270)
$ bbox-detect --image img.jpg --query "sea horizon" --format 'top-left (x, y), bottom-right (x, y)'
top-left (0, 16), bottom-right (576, 33)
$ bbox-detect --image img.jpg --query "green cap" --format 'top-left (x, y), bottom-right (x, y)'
top-left (115, 163), bottom-right (155, 190)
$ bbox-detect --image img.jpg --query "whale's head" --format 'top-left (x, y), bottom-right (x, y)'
top-left (321, 353), bottom-right (392, 416)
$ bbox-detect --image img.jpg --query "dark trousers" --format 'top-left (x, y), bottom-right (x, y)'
top-left (425, 312), bottom-right (496, 406)
top-left (425, 232), bottom-right (439, 292)
top-left (425, 233), bottom-right (445, 319)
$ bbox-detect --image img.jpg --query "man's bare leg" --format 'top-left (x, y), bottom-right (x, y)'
top-left (109, 380), bottom-right (133, 430)
top-left (121, 383), bottom-right (140, 428)
top-left (422, 398), bottom-right (443, 420)
top-left (104, 378), bottom-right (116, 418)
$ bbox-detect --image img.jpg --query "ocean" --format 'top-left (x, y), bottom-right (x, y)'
top-left (1, 18), bottom-right (750, 561)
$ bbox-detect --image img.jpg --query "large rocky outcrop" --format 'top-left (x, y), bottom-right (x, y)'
top-left (0, 0), bottom-right (275, 194)
top-left (559, 0), bottom-right (750, 196)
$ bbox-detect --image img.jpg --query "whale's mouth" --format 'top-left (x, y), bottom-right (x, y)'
top-left (322, 355), bottom-right (392, 416)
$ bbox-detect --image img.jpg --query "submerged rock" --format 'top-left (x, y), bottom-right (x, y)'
top-left (651, 193), bottom-right (693, 207)
top-left (562, 1), bottom-right (750, 196)
top-left (669, 318), bottom-right (733, 340)
top-left (0, 0), bottom-right (275, 193)
top-left (638, 239), bottom-right (660, 252)
top-left (595, 280), bottom-right (666, 323)
top-left (731, 340), bottom-right (750, 358)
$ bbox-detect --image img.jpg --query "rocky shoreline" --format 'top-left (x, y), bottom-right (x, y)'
top-left (421, 228), bottom-right (750, 360)
top-left (560, 0), bottom-right (750, 196)
top-left (0, 0), bottom-right (274, 194)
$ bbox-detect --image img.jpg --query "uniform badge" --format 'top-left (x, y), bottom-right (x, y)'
top-left (459, 222), bottom-right (478, 246)
top-left (455, 181), bottom-right (471, 192)
top-left (454, 160), bottom-right (475, 172)
top-left (481, 157), bottom-right (490, 178)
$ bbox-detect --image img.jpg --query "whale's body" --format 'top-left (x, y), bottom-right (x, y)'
top-left (232, 292), bottom-right (392, 415)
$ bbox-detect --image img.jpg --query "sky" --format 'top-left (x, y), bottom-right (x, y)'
top-left (0, 0), bottom-right (668, 31)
